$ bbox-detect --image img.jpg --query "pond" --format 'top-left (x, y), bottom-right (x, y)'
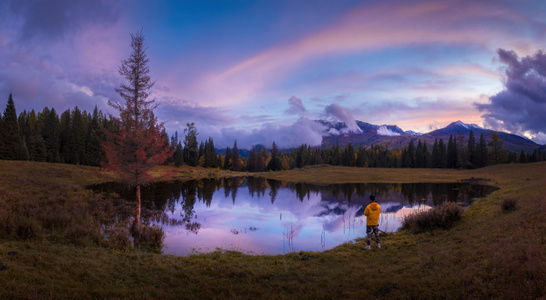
top-left (89, 177), bottom-right (497, 256)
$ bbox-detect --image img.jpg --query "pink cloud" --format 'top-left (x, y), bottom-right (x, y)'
top-left (187, 0), bottom-right (533, 106)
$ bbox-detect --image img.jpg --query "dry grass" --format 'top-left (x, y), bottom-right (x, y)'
top-left (402, 202), bottom-right (464, 233)
top-left (0, 160), bottom-right (545, 298)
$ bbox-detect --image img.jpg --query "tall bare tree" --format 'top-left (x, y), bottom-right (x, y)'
top-left (102, 30), bottom-right (173, 231)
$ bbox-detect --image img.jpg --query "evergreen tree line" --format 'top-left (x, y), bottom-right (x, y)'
top-left (1, 94), bottom-right (544, 170)
top-left (210, 132), bottom-right (545, 173)
top-left (0, 94), bottom-right (110, 165)
top-left (201, 130), bottom-right (545, 173)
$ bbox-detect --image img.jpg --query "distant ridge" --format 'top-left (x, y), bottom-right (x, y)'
top-left (320, 120), bottom-right (541, 153)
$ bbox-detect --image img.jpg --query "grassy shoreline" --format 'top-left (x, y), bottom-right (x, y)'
top-left (1, 160), bottom-right (545, 298)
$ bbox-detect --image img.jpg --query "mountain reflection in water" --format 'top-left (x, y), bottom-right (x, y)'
top-left (89, 178), bottom-right (497, 256)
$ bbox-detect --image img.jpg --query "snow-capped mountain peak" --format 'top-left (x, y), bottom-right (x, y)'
top-left (404, 130), bottom-right (422, 136)
top-left (449, 120), bottom-right (483, 130)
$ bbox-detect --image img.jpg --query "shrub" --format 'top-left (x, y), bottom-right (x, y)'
top-left (501, 198), bottom-right (517, 213)
top-left (106, 226), bottom-right (132, 251)
top-left (402, 202), bottom-right (464, 233)
top-left (136, 225), bottom-right (165, 254)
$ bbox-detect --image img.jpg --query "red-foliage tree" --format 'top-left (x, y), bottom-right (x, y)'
top-left (102, 30), bottom-right (173, 231)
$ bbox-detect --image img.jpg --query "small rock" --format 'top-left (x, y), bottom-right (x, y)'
top-left (0, 263), bottom-right (6, 271)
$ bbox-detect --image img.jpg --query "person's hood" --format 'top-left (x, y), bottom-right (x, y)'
top-left (369, 202), bottom-right (380, 210)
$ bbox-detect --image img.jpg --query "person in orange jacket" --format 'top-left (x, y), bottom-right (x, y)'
top-left (364, 194), bottom-right (381, 250)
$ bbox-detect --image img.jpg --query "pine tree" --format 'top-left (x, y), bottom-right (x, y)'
top-left (477, 134), bottom-right (487, 168)
top-left (41, 107), bottom-right (61, 162)
top-left (341, 143), bottom-right (356, 167)
top-left (518, 149), bottom-right (528, 163)
top-left (69, 107), bottom-right (86, 164)
top-left (266, 141), bottom-right (283, 171)
top-left (1, 94), bottom-right (24, 160)
top-left (431, 138), bottom-right (440, 168)
top-left (438, 138), bottom-right (446, 168)
top-left (223, 147), bottom-right (232, 170)
top-left (170, 131), bottom-right (184, 167)
top-left (447, 134), bottom-right (458, 168)
top-left (247, 147), bottom-right (256, 172)
top-left (232, 140), bottom-right (241, 171)
top-left (173, 141), bottom-right (183, 167)
top-left (355, 145), bottom-right (367, 167)
top-left (296, 144), bottom-right (307, 168)
top-left (203, 137), bottom-right (217, 168)
top-left (183, 122), bottom-right (199, 166)
top-left (102, 30), bottom-right (174, 231)
top-left (256, 148), bottom-right (266, 172)
top-left (422, 140), bottom-right (430, 168)
top-left (404, 140), bottom-right (416, 168)
top-left (59, 109), bottom-right (71, 162)
top-left (329, 143), bottom-right (340, 165)
top-left (87, 106), bottom-right (106, 166)
top-left (467, 130), bottom-right (476, 168)
top-left (415, 140), bottom-right (425, 168)
top-left (487, 131), bottom-right (506, 165)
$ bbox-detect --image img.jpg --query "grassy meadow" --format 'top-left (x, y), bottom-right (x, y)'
top-left (0, 160), bottom-right (545, 298)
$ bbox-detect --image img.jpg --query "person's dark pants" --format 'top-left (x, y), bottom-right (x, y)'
top-left (366, 225), bottom-right (380, 245)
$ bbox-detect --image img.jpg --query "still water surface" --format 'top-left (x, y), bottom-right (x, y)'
top-left (90, 178), bottom-right (497, 255)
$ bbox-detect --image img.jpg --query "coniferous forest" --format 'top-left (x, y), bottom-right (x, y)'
top-left (1, 94), bottom-right (544, 173)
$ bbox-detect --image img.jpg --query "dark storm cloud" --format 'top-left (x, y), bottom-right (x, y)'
top-left (9, 0), bottom-right (120, 41)
top-left (476, 49), bottom-right (546, 143)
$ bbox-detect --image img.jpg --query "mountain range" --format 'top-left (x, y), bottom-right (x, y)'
top-left (321, 120), bottom-right (542, 153)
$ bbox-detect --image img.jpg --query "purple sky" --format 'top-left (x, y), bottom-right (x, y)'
top-left (1, 0), bottom-right (546, 147)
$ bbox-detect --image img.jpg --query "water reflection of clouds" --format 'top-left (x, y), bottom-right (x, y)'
top-left (112, 180), bottom-right (496, 256)
top-left (164, 189), bottom-right (431, 255)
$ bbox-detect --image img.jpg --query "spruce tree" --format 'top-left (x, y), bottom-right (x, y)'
top-left (43, 108), bottom-right (61, 162)
top-left (247, 147), bottom-right (256, 172)
top-left (59, 109), bottom-right (71, 162)
top-left (232, 140), bottom-right (241, 171)
top-left (1, 94), bottom-right (24, 160)
top-left (102, 30), bottom-right (174, 231)
top-left (355, 145), bottom-right (367, 167)
top-left (256, 148), bottom-right (266, 172)
top-left (342, 143), bottom-right (356, 167)
top-left (183, 122), bottom-right (198, 166)
top-left (467, 130), bottom-right (476, 168)
top-left (86, 106), bottom-right (106, 167)
top-left (415, 140), bottom-right (425, 168)
top-left (223, 147), bottom-right (232, 170)
top-left (431, 138), bottom-right (440, 168)
top-left (173, 141), bottom-right (183, 167)
top-left (266, 141), bottom-right (283, 171)
top-left (447, 134), bottom-right (458, 168)
top-left (477, 134), bottom-right (487, 168)
top-left (405, 140), bottom-right (416, 168)
top-left (69, 107), bottom-right (86, 164)
top-left (487, 131), bottom-right (506, 165)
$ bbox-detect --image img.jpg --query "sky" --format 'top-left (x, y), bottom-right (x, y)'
top-left (1, 0), bottom-right (546, 148)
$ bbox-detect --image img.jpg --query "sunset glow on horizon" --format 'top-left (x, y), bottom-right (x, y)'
top-left (1, 0), bottom-right (545, 147)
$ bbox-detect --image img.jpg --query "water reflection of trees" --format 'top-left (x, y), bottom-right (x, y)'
top-left (89, 179), bottom-right (497, 233)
